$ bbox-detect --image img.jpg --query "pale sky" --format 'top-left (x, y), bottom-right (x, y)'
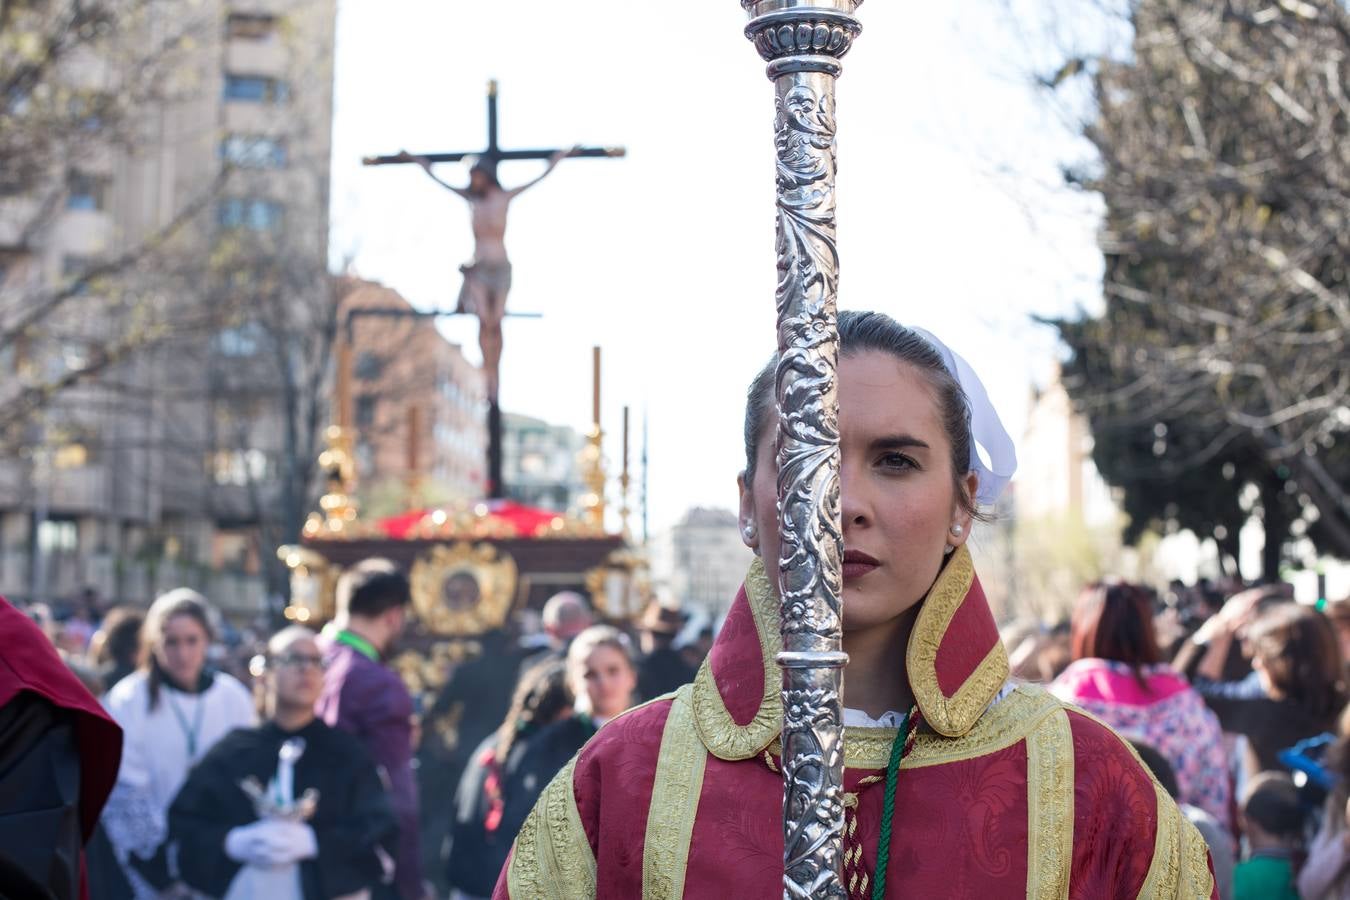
top-left (328, 0), bottom-right (1106, 535)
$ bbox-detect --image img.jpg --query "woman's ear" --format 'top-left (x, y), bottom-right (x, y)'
top-left (948, 471), bottom-right (980, 550)
top-left (737, 471), bottom-right (760, 553)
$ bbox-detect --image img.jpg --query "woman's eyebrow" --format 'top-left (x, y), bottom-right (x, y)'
top-left (870, 434), bottom-right (931, 451)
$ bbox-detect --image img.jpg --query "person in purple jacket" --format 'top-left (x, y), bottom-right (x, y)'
top-left (316, 558), bottom-right (426, 900)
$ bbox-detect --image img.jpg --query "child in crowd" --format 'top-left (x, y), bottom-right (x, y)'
top-left (1236, 772), bottom-right (1306, 900)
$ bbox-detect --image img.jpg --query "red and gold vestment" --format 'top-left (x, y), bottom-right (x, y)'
top-left (495, 547), bottom-right (1217, 899)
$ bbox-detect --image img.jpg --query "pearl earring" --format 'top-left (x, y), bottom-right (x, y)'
top-left (950, 523), bottom-right (964, 536)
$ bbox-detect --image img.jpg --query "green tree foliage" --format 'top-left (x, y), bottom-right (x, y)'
top-left (1047, 0), bottom-right (1350, 577)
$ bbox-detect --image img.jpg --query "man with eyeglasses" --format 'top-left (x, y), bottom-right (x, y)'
top-left (162, 626), bottom-right (398, 900)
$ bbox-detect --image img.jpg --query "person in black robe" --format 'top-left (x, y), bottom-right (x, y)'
top-left (445, 660), bottom-right (573, 898)
top-left (635, 602), bottom-right (695, 701)
top-left (0, 596), bottom-right (123, 900)
top-left (163, 626), bottom-right (397, 900)
top-left (420, 628), bottom-right (522, 889)
top-left (442, 626), bottom-right (631, 900)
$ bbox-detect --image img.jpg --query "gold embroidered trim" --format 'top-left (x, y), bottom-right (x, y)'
top-left (506, 755), bottom-right (596, 900)
top-left (766, 687), bottom-right (1061, 770)
top-left (906, 545), bottom-right (1010, 737)
top-left (1060, 706), bottom-right (1214, 899)
top-left (642, 685), bottom-right (708, 900)
top-left (1180, 814), bottom-right (1216, 899)
top-left (904, 685), bottom-right (1061, 769)
top-left (1133, 784), bottom-right (1218, 899)
top-left (843, 726), bottom-right (900, 769)
top-left (691, 557), bottom-right (783, 760)
top-left (1137, 780), bottom-right (1181, 898)
top-left (1025, 707), bottom-right (1073, 900)
top-left (695, 550), bottom-right (1013, 757)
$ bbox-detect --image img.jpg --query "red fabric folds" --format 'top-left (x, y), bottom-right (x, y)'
top-left (933, 573), bottom-right (1001, 699)
top-left (706, 586), bottom-right (764, 728)
top-left (0, 597), bottom-right (122, 839)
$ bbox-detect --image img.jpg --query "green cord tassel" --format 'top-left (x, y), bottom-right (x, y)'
top-left (870, 711), bottom-right (911, 900)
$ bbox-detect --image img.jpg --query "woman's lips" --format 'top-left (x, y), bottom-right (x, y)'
top-left (842, 551), bottom-right (880, 580)
top-left (842, 562), bottom-right (878, 580)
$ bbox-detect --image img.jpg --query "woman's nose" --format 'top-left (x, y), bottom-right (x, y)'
top-left (840, 472), bottom-right (871, 528)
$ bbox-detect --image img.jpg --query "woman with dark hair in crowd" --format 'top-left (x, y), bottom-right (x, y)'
top-left (447, 661), bottom-right (574, 900)
top-left (495, 311), bottom-right (1216, 898)
top-left (1190, 596), bottom-right (1346, 776)
top-left (1050, 580), bottom-right (1231, 827)
top-left (89, 606), bottom-right (145, 696)
top-left (101, 588), bottom-right (256, 898)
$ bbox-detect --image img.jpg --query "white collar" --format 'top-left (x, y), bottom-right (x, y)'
top-left (842, 707), bottom-right (904, 728)
top-left (842, 681), bottom-right (1017, 730)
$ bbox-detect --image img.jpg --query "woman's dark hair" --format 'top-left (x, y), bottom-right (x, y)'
top-left (139, 588), bottom-right (216, 711)
top-left (742, 310), bottom-right (979, 518)
top-left (1245, 602), bottom-right (1345, 722)
top-left (93, 606), bottom-right (145, 670)
top-left (1070, 581), bottom-right (1161, 690)
top-left (496, 660), bottom-right (572, 763)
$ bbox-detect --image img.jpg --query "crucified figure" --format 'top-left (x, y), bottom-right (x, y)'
top-left (398, 148), bottom-right (577, 401)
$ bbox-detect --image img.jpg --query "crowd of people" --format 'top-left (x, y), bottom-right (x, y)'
top-left (8, 553), bottom-right (1350, 899)
top-left (0, 562), bottom-right (704, 900)
top-left (1006, 579), bottom-right (1350, 899)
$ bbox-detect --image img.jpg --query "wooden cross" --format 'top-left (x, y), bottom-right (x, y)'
top-left (360, 80), bottom-right (624, 501)
top-left (362, 79), bottom-right (624, 168)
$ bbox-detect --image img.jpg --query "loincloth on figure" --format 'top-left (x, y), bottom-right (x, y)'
top-left (457, 260), bottom-right (512, 316)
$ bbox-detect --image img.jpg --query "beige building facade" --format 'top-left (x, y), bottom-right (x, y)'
top-left (0, 0), bottom-right (338, 615)
top-left (340, 277), bottom-right (488, 511)
top-left (650, 506), bottom-right (756, 619)
top-left (501, 412), bottom-right (588, 514)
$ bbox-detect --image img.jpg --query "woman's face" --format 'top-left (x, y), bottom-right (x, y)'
top-left (581, 645), bottom-right (636, 719)
top-left (739, 351), bottom-right (977, 633)
top-left (157, 613), bottom-right (209, 687)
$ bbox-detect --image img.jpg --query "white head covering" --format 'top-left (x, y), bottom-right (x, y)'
top-left (911, 328), bottom-right (1018, 506)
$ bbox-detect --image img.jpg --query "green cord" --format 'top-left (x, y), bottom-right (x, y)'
top-left (870, 711), bottom-right (911, 900)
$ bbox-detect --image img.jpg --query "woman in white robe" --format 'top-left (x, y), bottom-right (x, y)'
top-left (101, 588), bottom-right (256, 898)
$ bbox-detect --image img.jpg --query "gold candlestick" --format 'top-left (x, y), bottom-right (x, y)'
top-left (580, 347), bottom-right (607, 531)
top-left (619, 405), bottom-right (631, 538)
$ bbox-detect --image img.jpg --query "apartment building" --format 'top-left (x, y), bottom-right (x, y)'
top-left (499, 412), bottom-right (590, 515)
top-left (0, 0), bottom-right (338, 614)
top-left (339, 277), bottom-right (488, 509)
top-left (649, 507), bottom-right (755, 618)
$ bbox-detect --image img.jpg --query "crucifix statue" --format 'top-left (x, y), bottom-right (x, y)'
top-left (363, 80), bottom-right (624, 498)
top-left (397, 146), bottom-right (571, 401)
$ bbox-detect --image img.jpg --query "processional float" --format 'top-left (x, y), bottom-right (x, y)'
top-left (739, 1), bottom-right (863, 896)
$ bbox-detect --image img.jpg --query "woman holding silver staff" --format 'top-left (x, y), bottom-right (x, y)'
top-left (493, 312), bottom-right (1217, 899)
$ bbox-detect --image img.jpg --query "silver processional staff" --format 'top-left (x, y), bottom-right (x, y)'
top-left (738, 1), bottom-right (864, 898)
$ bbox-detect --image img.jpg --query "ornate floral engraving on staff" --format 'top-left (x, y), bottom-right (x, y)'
top-left (739, 2), bottom-right (863, 897)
